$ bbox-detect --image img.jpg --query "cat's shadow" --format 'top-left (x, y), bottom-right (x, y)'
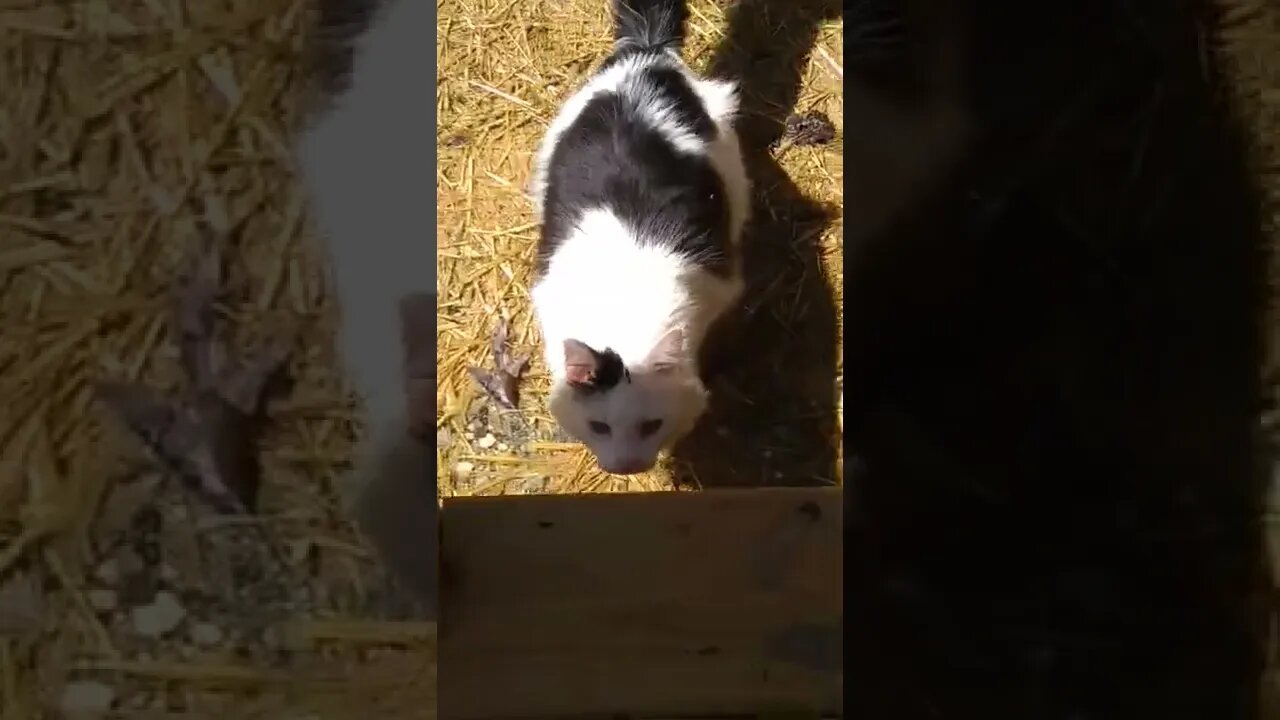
top-left (665, 0), bottom-right (845, 490)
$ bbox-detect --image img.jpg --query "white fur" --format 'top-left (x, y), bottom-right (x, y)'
top-left (293, 0), bottom-right (434, 505)
top-left (529, 49), bottom-right (751, 475)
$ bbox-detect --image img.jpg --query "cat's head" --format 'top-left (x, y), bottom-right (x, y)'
top-left (548, 329), bottom-right (707, 475)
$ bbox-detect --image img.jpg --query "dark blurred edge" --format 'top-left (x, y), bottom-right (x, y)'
top-left (843, 0), bottom-right (1268, 717)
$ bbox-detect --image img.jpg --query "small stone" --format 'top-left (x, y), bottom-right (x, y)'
top-left (190, 622), bottom-right (224, 647)
top-left (496, 442), bottom-right (509, 451)
top-left (88, 588), bottom-right (117, 612)
top-left (464, 431), bottom-right (475, 440)
top-left (95, 558), bottom-right (119, 584)
top-left (60, 680), bottom-right (115, 713)
top-left (131, 591), bottom-right (186, 637)
top-left (477, 433), bottom-right (497, 449)
top-left (453, 461), bottom-right (474, 480)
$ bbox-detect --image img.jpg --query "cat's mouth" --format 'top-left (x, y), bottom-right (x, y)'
top-left (598, 456), bottom-right (655, 475)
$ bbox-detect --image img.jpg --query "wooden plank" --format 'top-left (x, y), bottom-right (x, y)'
top-left (438, 487), bottom-right (843, 720)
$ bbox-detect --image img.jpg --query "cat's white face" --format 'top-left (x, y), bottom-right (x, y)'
top-left (548, 344), bottom-right (708, 475)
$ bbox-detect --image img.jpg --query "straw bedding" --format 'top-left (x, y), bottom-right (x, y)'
top-left (0, 0), bottom-right (1275, 717)
top-left (0, 0), bottom-right (433, 716)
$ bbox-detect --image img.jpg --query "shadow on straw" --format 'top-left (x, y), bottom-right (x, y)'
top-left (667, 0), bottom-right (845, 490)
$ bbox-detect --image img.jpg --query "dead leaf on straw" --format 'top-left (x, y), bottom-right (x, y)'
top-left (96, 239), bottom-right (294, 515)
top-left (96, 382), bottom-right (245, 515)
top-left (779, 111), bottom-right (837, 148)
top-left (174, 233), bottom-right (225, 391)
top-left (215, 334), bottom-right (295, 415)
top-left (467, 318), bottom-right (529, 411)
top-left (93, 382), bottom-right (182, 455)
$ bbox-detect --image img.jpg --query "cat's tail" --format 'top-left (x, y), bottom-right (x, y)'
top-left (613, 0), bottom-right (687, 52)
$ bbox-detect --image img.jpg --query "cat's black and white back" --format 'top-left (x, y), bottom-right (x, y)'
top-left (530, 0), bottom-right (751, 475)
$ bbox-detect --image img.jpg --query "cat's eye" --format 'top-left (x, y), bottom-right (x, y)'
top-left (588, 421), bottom-right (611, 435)
top-left (638, 419), bottom-right (663, 438)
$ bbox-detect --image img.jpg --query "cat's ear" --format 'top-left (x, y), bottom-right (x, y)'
top-left (645, 327), bottom-right (685, 373)
top-left (563, 339), bottom-right (600, 387)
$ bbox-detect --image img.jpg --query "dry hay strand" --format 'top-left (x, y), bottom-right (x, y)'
top-left (436, 0), bottom-right (846, 497)
top-left (0, 0), bottom-right (432, 717)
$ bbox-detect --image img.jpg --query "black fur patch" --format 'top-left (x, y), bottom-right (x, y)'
top-left (537, 73), bottom-right (733, 279)
top-left (643, 66), bottom-right (718, 139)
top-left (311, 0), bottom-right (384, 97)
top-left (592, 54), bottom-right (716, 140)
top-left (586, 347), bottom-right (628, 393)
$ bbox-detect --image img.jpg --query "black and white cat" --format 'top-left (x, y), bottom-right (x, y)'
top-left (293, 0), bottom-right (438, 614)
top-left (529, 0), bottom-right (751, 475)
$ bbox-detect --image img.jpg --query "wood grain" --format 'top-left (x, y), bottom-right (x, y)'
top-left (438, 487), bottom-right (843, 719)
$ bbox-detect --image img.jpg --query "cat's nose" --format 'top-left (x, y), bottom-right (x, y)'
top-left (604, 457), bottom-right (652, 475)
